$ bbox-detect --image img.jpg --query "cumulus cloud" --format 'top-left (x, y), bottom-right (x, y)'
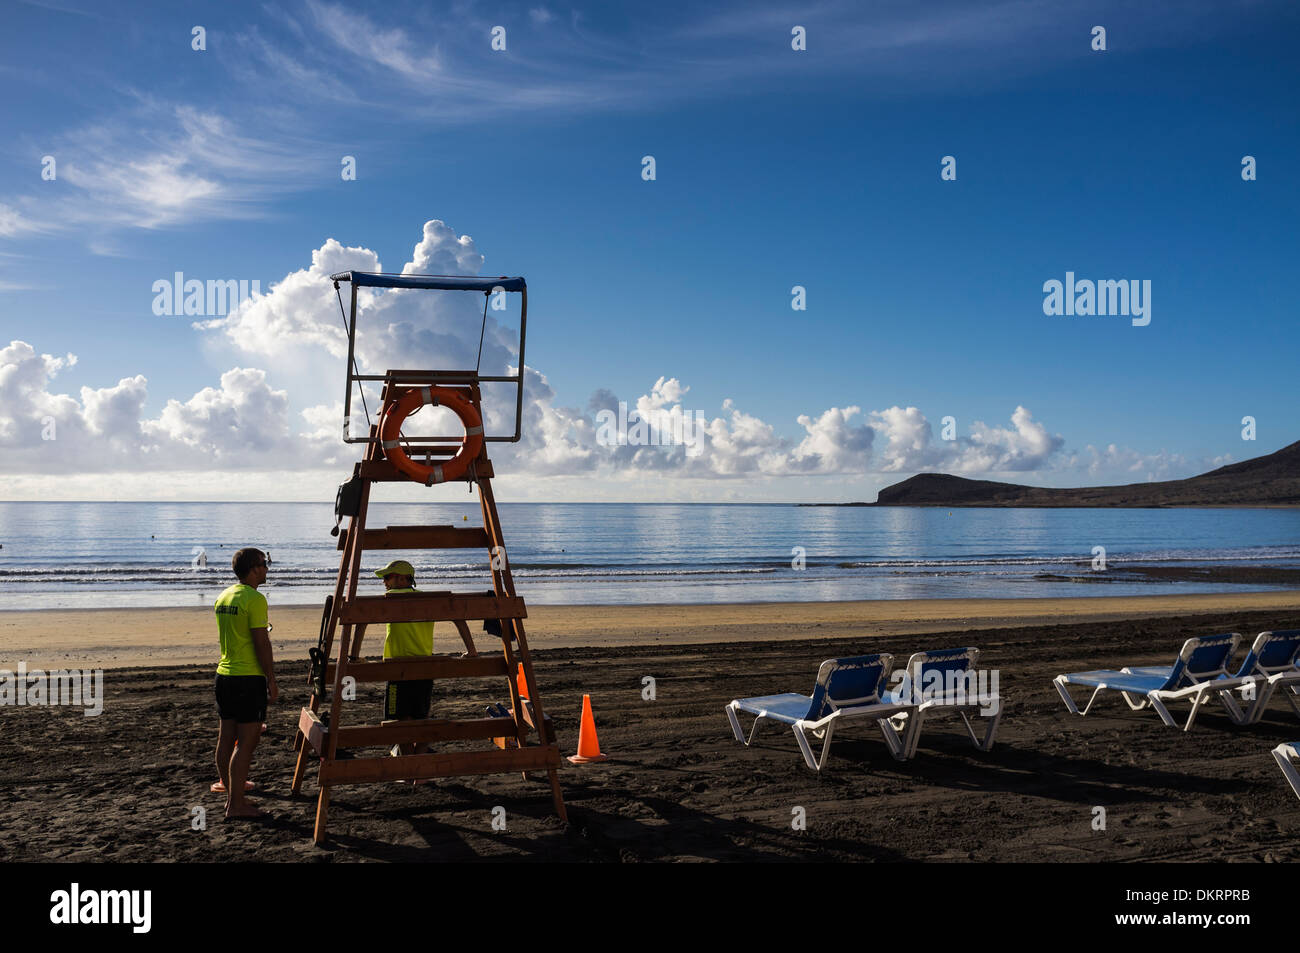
top-left (1065, 443), bottom-right (1209, 483)
top-left (0, 219), bottom-right (1200, 498)
top-left (0, 342), bottom-right (325, 474)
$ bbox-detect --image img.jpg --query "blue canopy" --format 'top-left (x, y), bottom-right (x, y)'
top-left (330, 271), bottom-right (525, 293)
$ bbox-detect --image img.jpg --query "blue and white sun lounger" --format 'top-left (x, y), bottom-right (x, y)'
top-left (1119, 630), bottom-right (1300, 724)
top-left (1052, 633), bottom-right (1253, 730)
top-left (884, 647), bottom-right (1002, 759)
top-left (725, 654), bottom-right (914, 771)
top-left (1227, 630), bottom-right (1300, 723)
top-left (1273, 743), bottom-right (1300, 802)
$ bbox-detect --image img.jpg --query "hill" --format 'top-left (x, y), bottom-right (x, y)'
top-left (861, 440), bottom-right (1300, 507)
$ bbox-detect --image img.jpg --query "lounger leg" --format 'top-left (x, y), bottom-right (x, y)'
top-left (1117, 669), bottom-right (1151, 710)
top-left (815, 722), bottom-right (835, 770)
top-left (958, 707), bottom-right (1001, 752)
top-left (878, 716), bottom-right (909, 761)
top-left (1054, 677), bottom-right (1108, 717)
top-left (1220, 683), bottom-right (1253, 725)
top-left (903, 706), bottom-right (929, 759)
top-left (1147, 691), bottom-right (1181, 729)
top-left (791, 722), bottom-right (822, 771)
top-left (983, 707), bottom-right (1003, 750)
top-left (726, 703), bottom-right (767, 746)
top-left (1172, 685), bottom-right (1213, 731)
top-left (1274, 744), bottom-right (1300, 801)
top-left (725, 703), bottom-right (745, 743)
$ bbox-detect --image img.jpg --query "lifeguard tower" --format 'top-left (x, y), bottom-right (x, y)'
top-left (291, 270), bottom-right (565, 844)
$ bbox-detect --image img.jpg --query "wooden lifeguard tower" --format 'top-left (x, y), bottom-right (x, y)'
top-left (291, 270), bottom-right (566, 844)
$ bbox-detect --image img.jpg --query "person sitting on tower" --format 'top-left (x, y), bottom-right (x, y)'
top-left (377, 560), bottom-right (478, 764)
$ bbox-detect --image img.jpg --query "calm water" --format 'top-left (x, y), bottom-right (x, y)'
top-left (0, 502), bottom-right (1297, 610)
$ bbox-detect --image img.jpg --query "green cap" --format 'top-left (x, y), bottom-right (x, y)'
top-left (374, 559), bottom-right (416, 578)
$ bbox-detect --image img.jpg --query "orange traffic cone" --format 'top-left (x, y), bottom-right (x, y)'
top-left (516, 663), bottom-right (529, 699)
top-left (567, 694), bottom-right (608, 763)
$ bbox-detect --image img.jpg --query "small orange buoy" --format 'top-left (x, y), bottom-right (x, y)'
top-left (516, 663), bottom-right (529, 699)
top-left (567, 694), bottom-right (608, 763)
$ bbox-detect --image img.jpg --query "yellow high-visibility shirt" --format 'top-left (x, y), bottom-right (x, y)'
top-left (215, 583), bottom-right (269, 676)
top-left (383, 587), bottom-right (434, 658)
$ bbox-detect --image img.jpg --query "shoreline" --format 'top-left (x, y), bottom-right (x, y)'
top-left (3, 590), bottom-right (1298, 671)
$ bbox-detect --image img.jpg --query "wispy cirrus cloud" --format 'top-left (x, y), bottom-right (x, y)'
top-left (2, 0), bottom-right (1273, 244)
top-left (3, 102), bottom-right (330, 242)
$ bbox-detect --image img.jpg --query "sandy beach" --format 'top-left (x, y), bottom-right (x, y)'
top-left (2, 594), bottom-right (1299, 862)
top-left (5, 590), bottom-right (1300, 670)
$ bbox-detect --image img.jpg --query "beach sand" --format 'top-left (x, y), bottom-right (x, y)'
top-left (5, 590), bottom-right (1300, 670)
top-left (2, 594), bottom-right (1299, 862)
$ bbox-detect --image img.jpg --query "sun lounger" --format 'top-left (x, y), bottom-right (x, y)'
top-left (1273, 743), bottom-right (1300, 802)
top-left (884, 647), bottom-right (1002, 758)
top-left (1226, 630), bottom-right (1300, 722)
top-left (725, 654), bottom-right (915, 771)
top-left (1120, 630), bottom-right (1300, 724)
top-left (1052, 633), bottom-right (1254, 730)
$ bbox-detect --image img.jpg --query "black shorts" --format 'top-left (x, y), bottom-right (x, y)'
top-left (384, 680), bottom-right (433, 720)
top-left (215, 675), bottom-right (268, 724)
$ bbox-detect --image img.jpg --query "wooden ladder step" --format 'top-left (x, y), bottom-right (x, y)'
top-left (298, 709), bottom-right (531, 754)
top-left (325, 655), bottom-right (509, 683)
top-left (299, 707), bottom-right (327, 754)
top-left (337, 716), bottom-right (522, 747)
top-left (338, 524), bottom-right (492, 552)
top-left (338, 593), bottom-right (525, 624)
top-left (319, 745), bottom-right (561, 785)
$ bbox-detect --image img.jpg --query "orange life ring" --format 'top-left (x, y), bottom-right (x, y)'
top-left (380, 386), bottom-right (484, 485)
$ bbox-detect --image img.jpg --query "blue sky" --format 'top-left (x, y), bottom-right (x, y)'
top-left (1, 0), bottom-right (1297, 501)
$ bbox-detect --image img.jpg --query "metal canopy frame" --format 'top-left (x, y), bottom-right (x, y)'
top-left (330, 270), bottom-right (527, 444)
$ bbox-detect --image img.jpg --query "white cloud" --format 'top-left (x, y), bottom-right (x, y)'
top-left (307, 0), bottom-right (442, 81)
top-left (1068, 443), bottom-right (1202, 482)
top-left (2, 105), bottom-right (326, 239)
top-left (0, 342), bottom-right (321, 474)
top-left (0, 221), bottom-right (1217, 499)
top-left (0, 202), bottom-right (42, 237)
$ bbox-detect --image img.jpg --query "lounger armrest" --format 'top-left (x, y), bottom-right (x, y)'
top-left (1153, 675), bottom-right (1254, 701)
top-left (799, 700), bottom-right (916, 731)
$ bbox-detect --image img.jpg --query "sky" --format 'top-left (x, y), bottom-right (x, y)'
top-left (0, 0), bottom-right (1297, 502)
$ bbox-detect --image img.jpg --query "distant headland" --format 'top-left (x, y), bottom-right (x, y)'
top-left (804, 440), bottom-right (1300, 507)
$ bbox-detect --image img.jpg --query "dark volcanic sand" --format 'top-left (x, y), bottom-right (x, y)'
top-left (4, 609), bottom-right (1299, 862)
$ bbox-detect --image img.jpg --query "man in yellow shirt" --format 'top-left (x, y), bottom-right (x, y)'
top-left (214, 548), bottom-right (277, 818)
top-left (377, 560), bottom-right (477, 762)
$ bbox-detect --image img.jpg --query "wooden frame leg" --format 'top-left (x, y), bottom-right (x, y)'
top-left (291, 744), bottom-right (310, 795)
top-left (547, 768), bottom-right (567, 823)
top-left (313, 785), bottom-right (332, 844)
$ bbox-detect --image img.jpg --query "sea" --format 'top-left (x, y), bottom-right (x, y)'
top-left (0, 502), bottom-right (1297, 610)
